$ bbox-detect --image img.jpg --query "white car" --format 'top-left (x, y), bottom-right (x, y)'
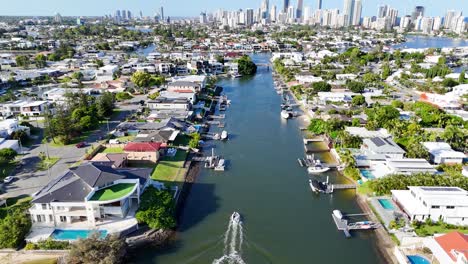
top-left (3, 176), bottom-right (15, 183)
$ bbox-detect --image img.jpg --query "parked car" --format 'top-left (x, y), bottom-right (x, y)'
top-left (75, 142), bottom-right (86, 148)
top-left (3, 176), bottom-right (15, 183)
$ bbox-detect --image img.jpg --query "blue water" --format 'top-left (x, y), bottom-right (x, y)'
top-left (393, 36), bottom-right (468, 49)
top-left (51, 229), bottom-right (108, 240)
top-left (360, 169), bottom-right (376, 180)
top-left (378, 199), bottom-right (395, 210)
top-left (407, 255), bottom-right (430, 264)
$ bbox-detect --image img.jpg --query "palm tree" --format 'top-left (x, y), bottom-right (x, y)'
top-left (339, 149), bottom-right (356, 168)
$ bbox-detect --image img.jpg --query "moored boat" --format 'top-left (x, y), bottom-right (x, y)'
top-left (281, 110), bottom-right (291, 119)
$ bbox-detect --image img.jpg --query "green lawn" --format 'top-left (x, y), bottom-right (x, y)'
top-left (22, 258), bottom-right (57, 264)
top-left (90, 183), bottom-right (136, 201)
top-left (151, 151), bottom-right (188, 186)
top-left (36, 157), bottom-right (60, 171)
top-left (0, 161), bottom-right (16, 179)
top-left (49, 131), bottom-right (92, 147)
top-left (0, 195), bottom-right (32, 219)
top-left (357, 181), bottom-right (373, 196)
top-left (102, 147), bottom-right (124, 154)
top-left (415, 224), bottom-right (468, 236)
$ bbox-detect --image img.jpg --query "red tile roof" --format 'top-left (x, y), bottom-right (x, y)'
top-left (435, 231), bottom-right (468, 261)
top-left (123, 142), bottom-right (163, 152)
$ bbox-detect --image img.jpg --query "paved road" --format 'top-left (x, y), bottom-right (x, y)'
top-left (1, 106), bottom-right (134, 198)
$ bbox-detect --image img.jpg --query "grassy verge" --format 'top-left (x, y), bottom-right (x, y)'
top-left (36, 157), bottom-right (60, 171)
top-left (102, 147), bottom-right (124, 154)
top-left (414, 224), bottom-right (468, 236)
top-left (151, 151), bottom-right (188, 188)
top-left (49, 131), bottom-right (92, 147)
top-left (0, 195), bottom-right (32, 219)
top-left (357, 181), bottom-right (373, 196)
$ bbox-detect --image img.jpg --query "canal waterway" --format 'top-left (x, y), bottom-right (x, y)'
top-left (132, 54), bottom-right (384, 264)
top-left (393, 35), bottom-right (468, 49)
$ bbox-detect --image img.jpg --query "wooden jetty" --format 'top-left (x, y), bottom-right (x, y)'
top-left (330, 184), bottom-right (357, 190)
top-left (207, 114), bottom-right (225, 119)
top-left (331, 210), bottom-right (379, 238)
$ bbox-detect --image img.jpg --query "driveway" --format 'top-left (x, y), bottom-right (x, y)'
top-left (1, 106), bottom-right (131, 198)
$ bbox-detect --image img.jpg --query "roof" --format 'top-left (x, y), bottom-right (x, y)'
top-left (91, 153), bottom-right (128, 168)
top-left (124, 142), bottom-right (163, 152)
top-left (32, 163), bottom-right (129, 203)
top-left (168, 81), bottom-right (199, 87)
top-left (422, 142), bottom-right (466, 158)
top-left (363, 137), bottom-right (406, 154)
top-left (435, 232), bottom-right (468, 262)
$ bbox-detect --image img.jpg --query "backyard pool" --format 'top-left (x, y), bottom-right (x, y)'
top-left (378, 199), bottom-right (395, 210)
top-left (360, 169), bottom-right (376, 180)
top-left (407, 255), bottom-right (430, 264)
top-left (51, 229), bottom-right (108, 241)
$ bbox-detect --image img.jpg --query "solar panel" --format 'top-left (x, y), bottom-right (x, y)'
top-left (420, 187), bottom-right (462, 192)
top-left (370, 137), bottom-right (386, 147)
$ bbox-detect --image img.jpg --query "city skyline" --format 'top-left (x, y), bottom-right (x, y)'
top-left (1, 0), bottom-right (467, 18)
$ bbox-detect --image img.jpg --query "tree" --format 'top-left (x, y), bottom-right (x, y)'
top-left (459, 69), bottom-right (466, 84)
top-left (68, 234), bottom-right (127, 264)
top-left (347, 81), bottom-right (365, 93)
top-left (237, 55), bottom-right (257, 75)
top-left (189, 133), bottom-right (201, 148)
top-left (308, 118), bottom-right (328, 135)
top-left (96, 92), bottom-right (115, 119)
top-left (94, 59), bottom-right (104, 67)
top-left (362, 72), bottom-right (380, 84)
top-left (72, 71), bottom-right (84, 82)
top-left (351, 95), bottom-right (366, 106)
top-left (442, 78), bottom-right (458, 88)
top-left (391, 100), bottom-right (404, 109)
top-left (135, 187), bottom-right (176, 230)
top-left (15, 55), bottom-right (30, 69)
top-left (10, 130), bottom-right (28, 142)
top-left (131, 71), bottom-right (152, 93)
top-left (0, 210), bottom-right (31, 249)
top-left (442, 125), bottom-right (466, 152)
top-left (382, 63), bottom-right (391, 79)
top-left (148, 92), bottom-right (160, 100)
top-left (339, 149), bottom-right (356, 167)
top-left (34, 54), bottom-right (47, 68)
top-left (0, 148), bottom-right (17, 162)
top-left (312, 81), bottom-right (331, 93)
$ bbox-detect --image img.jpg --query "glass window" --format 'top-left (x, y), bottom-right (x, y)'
top-left (60, 216), bottom-right (67, 222)
top-left (42, 204), bottom-right (48, 210)
top-left (431, 206), bottom-right (440, 209)
top-left (447, 206), bottom-right (455, 209)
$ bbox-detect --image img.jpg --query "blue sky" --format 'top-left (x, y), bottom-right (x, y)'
top-left (0, 0), bottom-right (466, 18)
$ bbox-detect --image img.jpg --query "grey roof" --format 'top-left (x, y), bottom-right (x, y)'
top-left (32, 162), bottom-right (140, 204)
top-left (363, 137), bottom-right (406, 154)
top-left (70, 163), bottom-right (125, 187)
top-left (133, 130), bottom-right (174, 143)
top-left (168, 81), bottom-right (199, 87)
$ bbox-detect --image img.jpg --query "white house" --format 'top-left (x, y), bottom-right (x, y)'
top-left (159, 91), bottom-right (196, 104)
top-left (362, 137), bottom-right (406, 159)
top-left (29, 163), bottom-right (152, 232)
top-left (345, 127), bottom-right (391, 138)
top-left (146, 98), bottom-right (191, 111)
top-left (0, 138), bottom-right (20, 152)
top-left (0, 119), bottom-right (30, 138)
top-left (385, 158), bottom-right (437, 175)
top-left (392, 186), bottom-right (468, 225)
top-left (95, 65), bottom-right (119, 81)
top-left (423, 142), bottom-right (466, 164)
top-left (317, 92), bottom-right (355, 103)
top-left (295, 74), bottom-right (323, 84)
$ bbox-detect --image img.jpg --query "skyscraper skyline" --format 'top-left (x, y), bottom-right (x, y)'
top-left (283, 0), bottom-right (290, 13)
top-left (317, 0), bottom-right (322, 10)
top-left (296, 0), bottom-right (304, 19)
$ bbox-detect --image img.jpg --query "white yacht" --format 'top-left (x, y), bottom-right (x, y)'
top-left (220, 130), bottom-right (228, 140)
top-left (214, 159), bottom-right (225, 171)
top-left (307, 165), bottom-right (330, 174)
top-left (281, 110), bottom-right (291, 119)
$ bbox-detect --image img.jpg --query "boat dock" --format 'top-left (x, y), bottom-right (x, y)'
top-left (330, 184), bottom-right (356, 190)
top-left (331, 210), bottom-right (380, 238)
top-left (207, 114), bottom-right (225, 119)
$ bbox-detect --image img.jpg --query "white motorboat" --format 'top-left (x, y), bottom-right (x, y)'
top-left (214, 133), bottom-right (220, 140)
top-left (220, 130), bottom-right (228, 140)
top-left (281, 110), bottom-right (291, 119)
top-left (231, 212), bottom-right (241, 223)
top-left (214, 159), bottom-right (225, 171)
top-left (307, 165), bottom-right (330, 174)
top-left (232, 73), bottom-right (242, 78)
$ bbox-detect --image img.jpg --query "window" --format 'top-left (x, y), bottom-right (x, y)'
top-left (49, 215), bottom-right (53, 222)
top-left (59, 216), bottom-right (67, 222)
top-left (423, 201), bottom-right (427, 207)
top-left (431, 206), bottom-right (440, 209)
top-left (41, 204), bottom-right (48, 210)
top-left (447, 206), bottom-right (455, 209)
top-left (36, 215), bottom-right (42, 222)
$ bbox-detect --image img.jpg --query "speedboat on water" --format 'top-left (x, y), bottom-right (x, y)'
top-left (231, 212), bottom-right (241, 223)
top-left (309, 179), bottom-right (328, 193)
top-left (220, 130), bottom-right (228, 140)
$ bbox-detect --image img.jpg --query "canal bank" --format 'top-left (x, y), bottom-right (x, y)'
top-left (131, 54), bottom-right (385, 264)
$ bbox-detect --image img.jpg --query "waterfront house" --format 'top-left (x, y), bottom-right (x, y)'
top-left (317, 92), bottom-right (355, 104)
top-left (345, 127), bottom-right (391, 139)
top-left (167, 81), bottom-right (200, 93)
top-left (29, 162), bottom-right (152, 229)
top-left (123, 142), bottom-right (165, 164)
top-left (361, 137), bottom-right (406, 159)
top-left (147, 98), bottom-right (191, 111)
top-left (391, 186), bottom-right (468, 225)
top-left (424, 231), bottom-right (468, 264)
top-left (422, 142), bottom-right (466, 165)
top-left (0, 137), bottom-right (20, 152)
top-left (385, 158), bottom-right (437, 175)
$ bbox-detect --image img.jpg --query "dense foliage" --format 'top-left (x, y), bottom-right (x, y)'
top-left (25, 239), bottom-right (70, 250)
top-left (68, 234), bottom-right (127, 264)
top-left (135, 187), bottom-right (176, 230)
top-left (0, 200), bottom-right (31, 249)
top-left (369, 173), bottom-right (468, 195)
top-left (237, 55), bottom-right (257, 76)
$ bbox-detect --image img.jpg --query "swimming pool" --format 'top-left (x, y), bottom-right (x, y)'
top-left (407, 255), bottom-right (430, 264)
top-left (360, 169), bottom-right (376, 180)
top-left (51, 229), bottom-right (108, 241)
top-left (378, 199), bottom-right (395, 210)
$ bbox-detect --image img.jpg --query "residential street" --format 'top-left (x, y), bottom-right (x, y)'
top-left (0, 107), bottom-right (132, 198)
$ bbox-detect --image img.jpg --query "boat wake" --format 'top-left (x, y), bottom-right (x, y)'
top-left (212, 212), bottom-right (246, 264)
